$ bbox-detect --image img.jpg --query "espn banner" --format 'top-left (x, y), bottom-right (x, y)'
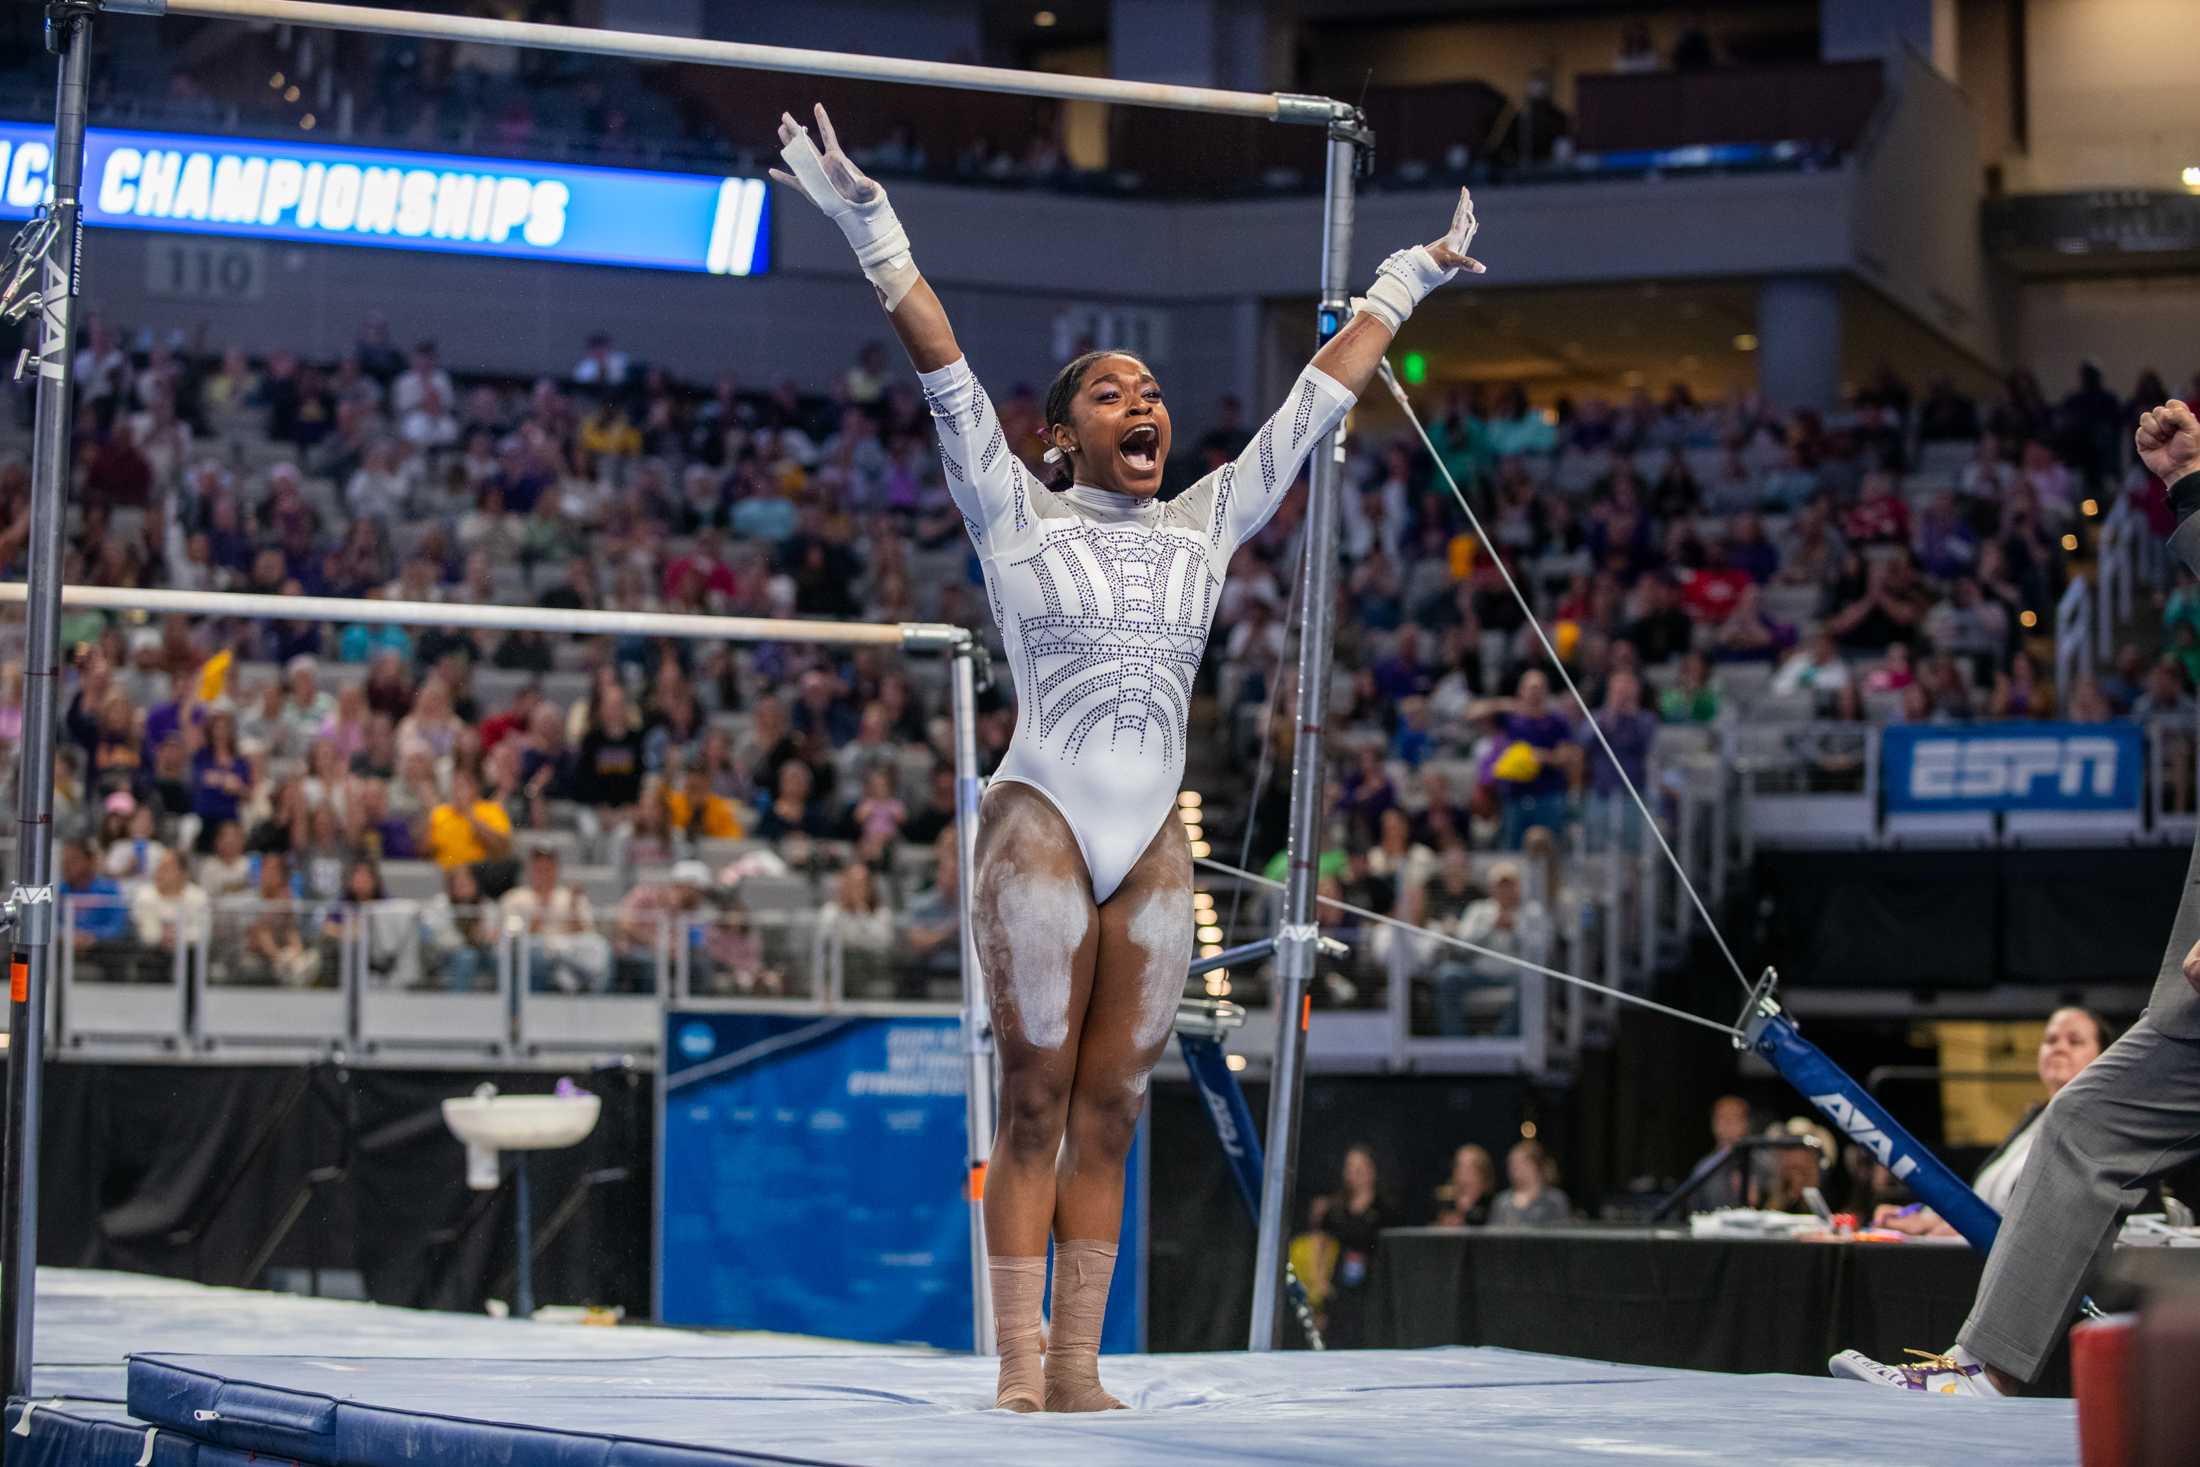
top-left (1880, 722), bottom-right (2144, 814)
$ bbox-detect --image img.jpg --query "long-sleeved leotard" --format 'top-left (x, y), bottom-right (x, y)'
top-left (920, 354), bottom-right (1355, 902)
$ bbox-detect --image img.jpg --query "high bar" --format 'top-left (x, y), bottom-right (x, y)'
top-left (0, 582), bottom-right (970, 653)
top-left (103, 0), bottom-right (1343, 125)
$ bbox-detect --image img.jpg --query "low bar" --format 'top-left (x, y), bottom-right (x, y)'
top-left (114, 0), bottom-right (1307, 122)
top-left (0, 583), bottom-right (968, 653)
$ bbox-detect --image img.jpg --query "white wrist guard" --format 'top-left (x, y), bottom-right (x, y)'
top-left (1355, 246), bottom-right (1454, 335)
top-left (780, 128), bottom-right (918, 310)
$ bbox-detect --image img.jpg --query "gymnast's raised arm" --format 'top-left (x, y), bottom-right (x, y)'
top-left (1205, 188), bottom-right (1487, 552)
top-left (1312, 187), bottom-right (1484, 398)
top-left (771, 106), bottom-right (956, 368)
top-left (773, 104), bottom-right (1025, 537)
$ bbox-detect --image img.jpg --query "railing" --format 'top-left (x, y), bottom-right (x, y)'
top-left (2055, 496), bottom-right (2147, 706)
top-left (2055, 575), bottom-right (2094, 700)
top-left (54, 895), bottom-right (854, 1064)
top-left (2095, 497), bottom-right (2144, 660)
top-left (48, 871), bottom-right (1631, 1079)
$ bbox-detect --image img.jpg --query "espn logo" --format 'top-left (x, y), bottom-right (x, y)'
top-left (1905, 735), bottom-right (2121, 802)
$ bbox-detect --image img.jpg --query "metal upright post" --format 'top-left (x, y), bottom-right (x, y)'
top-left (948, 639), bottom-right (997, 1354)
top-left (512, 1155), bottom-right (535, 1319)
top-left (1248, 110), bottom-right (1362, 1352)
top-left (2, 0), bottom-right (95, 1405)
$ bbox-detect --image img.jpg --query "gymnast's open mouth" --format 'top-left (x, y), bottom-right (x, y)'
top-left (1118, 423), bottom-right (1160, 473)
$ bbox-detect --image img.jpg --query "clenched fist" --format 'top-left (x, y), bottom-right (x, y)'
top-left (2136, 399), bottom-right (2200, 487)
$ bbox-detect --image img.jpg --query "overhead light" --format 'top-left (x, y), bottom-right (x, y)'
top-left (2081, 498), bottom-right (2099, 517)
top-left (1521, 1120), bottom-right (1538, 1139)
top-left (1192, 892), bottom-right (1214, 912)
top-left (1178, 790), bottom-right (1202, 808)
top-left (1034, 8), bottom-right (1057, 25)
top-left (269, 72), bottom-right (285, 89)
top-left (2061, 532), bottom-right (2079, 552)
top-left (2183, 165), bottom-right (2200, 192)
top-left (1197, 924), bottom-right (1224, 944)
top-left (1733, 333), bottom-right (1759, 352)
top-left (2019, 608), bottom-right (2038, 629)
top-left (1199, 943), bottom-right (1223, 959)
top-left (1184, 824), bottom-right (1204, 842)
top-left (1189, 840), bottom-right (1212, 858)
top-left (300, 114), bottom-right (316, 130)
top-left (1225, 1053), bottom-right (1248, 1072)
top-left (284, 84), bottom-right (302, 102)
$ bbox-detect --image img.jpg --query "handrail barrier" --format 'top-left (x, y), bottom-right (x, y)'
top-left (2055, 574), bottom-right (2094, 707)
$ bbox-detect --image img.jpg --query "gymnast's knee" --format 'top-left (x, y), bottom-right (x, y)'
top-left (997, 1066), bottom-right (1072, 1164)
top-left (1065, 1082), bottom-right (1145, 1166)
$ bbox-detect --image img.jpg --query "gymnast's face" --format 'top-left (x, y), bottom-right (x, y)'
top-left (1053, 354), bottom-right (1172, 499)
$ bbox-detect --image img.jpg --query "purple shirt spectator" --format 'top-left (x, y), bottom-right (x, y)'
top-left (1497, 711), bottom-right (1572, 796)
top-left (1581, 708), bottom-right (1658, 796)
top-left (191, 749), bottom-right (251, 827)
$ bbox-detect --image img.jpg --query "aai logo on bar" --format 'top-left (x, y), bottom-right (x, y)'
top-left (1882, 723), bottom-right (2143, 813)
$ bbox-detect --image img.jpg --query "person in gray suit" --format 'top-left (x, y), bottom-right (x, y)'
top-left (1832, 398), bottom-right (2200, 1397)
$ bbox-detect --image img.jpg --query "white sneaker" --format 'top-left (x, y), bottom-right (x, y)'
top-left (1829, 1348), bottom-right (2001, 1397)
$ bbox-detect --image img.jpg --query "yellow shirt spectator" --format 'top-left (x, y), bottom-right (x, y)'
top-left (578, 408), bottom-right (641, 461)
top-left (426, 794), bottom-right (512, 869)
top-left (666, 785), bottom-right (745, 839)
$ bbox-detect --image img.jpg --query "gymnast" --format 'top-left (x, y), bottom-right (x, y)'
top-left (773, 104), bottom-right (1481, 1412)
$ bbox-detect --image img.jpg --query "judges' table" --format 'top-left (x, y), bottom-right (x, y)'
top-left (1368, 1225), bottom-right (2085, 1393)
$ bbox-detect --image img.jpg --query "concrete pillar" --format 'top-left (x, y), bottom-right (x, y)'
top-left (599, 0), bottom-right (703, 37)
top-left (1228, 296), bottom-right (1263, 418)
top-left (1821, 0), bottom-right (1958, 78)
top-left (1109, 0), bottom-right (1273, 92)
top-left (1756, 277), bottom-right (1844, 412)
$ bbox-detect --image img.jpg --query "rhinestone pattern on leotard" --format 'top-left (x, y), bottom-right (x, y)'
top-left (1013, 522), bottom-right (1205, 766)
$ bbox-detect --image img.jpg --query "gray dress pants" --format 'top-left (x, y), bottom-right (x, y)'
top-left (1956, 1012), bottom-right (2200, 1380)
top-left (1957, 824), bottom-right (2200, 1381)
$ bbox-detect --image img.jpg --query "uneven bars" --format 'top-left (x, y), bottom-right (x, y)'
top-left (105, 0), bottom-right (1341, 124)
top-left (0, 582), bottom-right (968, 652)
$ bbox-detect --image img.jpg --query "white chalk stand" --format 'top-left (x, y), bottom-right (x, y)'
top-left (441, 1086), bottom-right (602, 1318)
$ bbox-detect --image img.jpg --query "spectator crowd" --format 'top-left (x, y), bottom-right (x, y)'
top-left (1, 290), bottom-right (2191, 1026)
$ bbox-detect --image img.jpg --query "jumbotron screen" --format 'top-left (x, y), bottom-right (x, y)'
top-left (0, 120), bottom-right (770, 276)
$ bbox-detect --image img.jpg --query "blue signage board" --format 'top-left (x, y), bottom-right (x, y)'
top-left (658, 1011), bottom-right (1144, 1352)
top-left (1881, 722), bottom-right (2144, 813)
top-left (0, 121), bottom-right (768, 276)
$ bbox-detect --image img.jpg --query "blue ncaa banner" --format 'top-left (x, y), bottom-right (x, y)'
top-left (660, 1012), bottom-right (971, 1346)
top-left (0, 120), bottom-right (768, 276)
top-left (658, 1011), bottom-right (1144, 1351)
top-left (1880, 722), bottom-right (2144, 814)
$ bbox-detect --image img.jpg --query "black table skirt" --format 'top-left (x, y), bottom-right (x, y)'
top-left (1368, 1226), bottom-right (2074, 1395)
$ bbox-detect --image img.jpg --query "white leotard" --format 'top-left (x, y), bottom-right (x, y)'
top-left (920, 355), bottom-right (1355, 902)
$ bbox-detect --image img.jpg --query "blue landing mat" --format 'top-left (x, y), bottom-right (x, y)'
top-left (5, 1399), bottom-right (271, 1467)
top-left (33, 1268), bottom-right (892, 1406)
top-left (128, 1347), bottom-right (2080, 1466)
